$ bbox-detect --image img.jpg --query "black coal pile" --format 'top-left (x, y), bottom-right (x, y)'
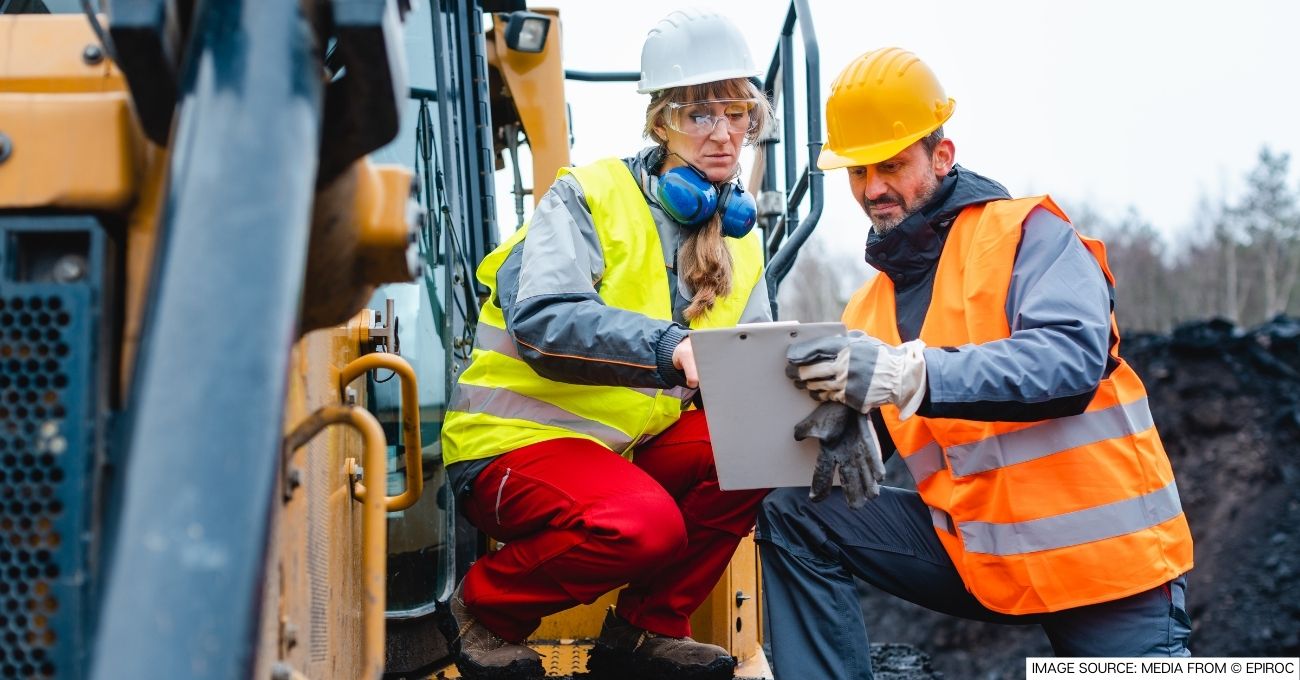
top-left (870, 643), bottom-right (945, 679)
top-left (858, 317), bottom-right (1300, 679)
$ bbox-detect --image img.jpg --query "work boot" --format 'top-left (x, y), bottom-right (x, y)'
top-left (587, 607), bottom-right (737, 680)
top-left (439, 581), bottom-right (544, 680)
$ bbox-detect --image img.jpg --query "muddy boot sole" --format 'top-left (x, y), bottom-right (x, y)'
top-left (435, 603), bottom-right (544, 680)
top-left (586, 641), bottom-right (737, 680)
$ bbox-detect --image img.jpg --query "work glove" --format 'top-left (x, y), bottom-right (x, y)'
top-left (793, 402), bottom-right (886, 508)
top-left (786, 331), bottom-right (928, 419)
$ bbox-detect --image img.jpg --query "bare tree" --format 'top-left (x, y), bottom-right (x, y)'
top-left (774, 231), bottom-right (872, 322)
top-left (1236, 148), bottom-right (1300, 318)
top-left (776, 148), bottom-right (1300, 332)
top-left (1170, 201), bottom-right (1230, 326)
top-left (1203, 194), bottom-right (1251, 325)
top-left (1078, 207), bottom-right (1175, 332)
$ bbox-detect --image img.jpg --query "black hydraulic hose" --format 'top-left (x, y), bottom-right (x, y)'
top-left (79, 0), bottom-right (119, 64)
top-left (564, 69), bottom-right (640, 82)
top-left (781, 27), bottom-right (797, 236)
top-left (766, 0), bottom-right (824, 312)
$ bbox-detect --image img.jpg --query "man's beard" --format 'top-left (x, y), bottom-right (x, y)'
top-left (866, 175), bottom-right (941, 233)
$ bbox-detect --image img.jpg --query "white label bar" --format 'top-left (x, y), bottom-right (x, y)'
top-left (1026, 658), bottom-right (1300, 679)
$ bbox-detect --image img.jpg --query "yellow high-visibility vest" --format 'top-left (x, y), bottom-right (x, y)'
top-left (441, 157), bottom-right (764, 466)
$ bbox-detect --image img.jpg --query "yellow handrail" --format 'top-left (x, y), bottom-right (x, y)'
top-left (282, 405), bottom-right (388, 680)
top-left (338, 353), bottom-right (423, 511)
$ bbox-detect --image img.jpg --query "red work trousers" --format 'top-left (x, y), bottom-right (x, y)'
top-left (460, 410), bottom-right (769, 642)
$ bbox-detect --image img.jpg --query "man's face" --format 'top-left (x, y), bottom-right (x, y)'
top-left (847, 138), bottom-right (953, 232)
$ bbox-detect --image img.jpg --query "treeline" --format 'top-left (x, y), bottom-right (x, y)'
top-left (1078, 147), bottom-right (1300, 333)
top-left (779, 146), bottom-right (1300, 334)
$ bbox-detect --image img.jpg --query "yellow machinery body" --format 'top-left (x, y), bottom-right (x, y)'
top-left (0, 3), bottom-right (813, 677)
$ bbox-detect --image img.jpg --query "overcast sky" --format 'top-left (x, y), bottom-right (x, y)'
top-left (508, 0), bottom-right (1300, 258)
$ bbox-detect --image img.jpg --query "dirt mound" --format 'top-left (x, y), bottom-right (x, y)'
top-left (858, 317), bottom-right (1300, 678)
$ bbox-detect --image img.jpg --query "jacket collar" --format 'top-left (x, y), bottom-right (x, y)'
top-left (863, 165), bottom-right (1011, 285)
top-left (629, 146), bottom-right (668, 207)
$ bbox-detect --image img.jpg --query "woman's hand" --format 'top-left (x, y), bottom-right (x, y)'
top-left (672, 336), bottom-right (699, 388)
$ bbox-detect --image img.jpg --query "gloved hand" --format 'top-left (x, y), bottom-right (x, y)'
top-left (786, 331), bottom-right (928, 419)
top-left (793, 402), bottom-right (886, 508)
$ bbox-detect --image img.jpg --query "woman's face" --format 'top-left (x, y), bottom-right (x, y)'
top-left (655, 98), bottom-right (756, 183)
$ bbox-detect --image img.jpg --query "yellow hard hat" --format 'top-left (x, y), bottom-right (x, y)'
top-left (817, 48), bottom-right (955, 170)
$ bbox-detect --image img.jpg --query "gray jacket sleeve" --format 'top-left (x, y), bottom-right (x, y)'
top-left (918, 207), bottom-right (1112, 421)
top-left (499, 175), bottom-right (690, 388)
top-left (739, 274), bottom-right (774, 324)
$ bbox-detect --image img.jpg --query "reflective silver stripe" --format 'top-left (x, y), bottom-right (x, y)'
top-left (930, 506), bottom-right (955, 534)
top-left (495, 468), bottom-right (511, 526)
top-left (946, 398), bottom-right (1156, 478)
top-left (449, 383), bottom-right (634, 451)
top-left (475, 323), bottom-right (519, 359)
top-left (958, 480), bottom-right (1184, 556)
top-left (664, 386), bottom-right (693, 400)
top-left (478, 323), bottom-right (684, 402)
top-left (903, 442), bottom-right (945, 485)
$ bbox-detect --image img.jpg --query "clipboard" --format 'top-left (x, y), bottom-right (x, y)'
top-left (691, 321), bottom-right (846, 490)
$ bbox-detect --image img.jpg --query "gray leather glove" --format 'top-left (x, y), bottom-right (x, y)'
top-left (793, 402), bottom-right (886, 508)
top-left (786, 331), bottom-right (928, 418)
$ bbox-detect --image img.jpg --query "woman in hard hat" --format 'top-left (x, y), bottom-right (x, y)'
top-left (439, 9), bottom-right (773, 680)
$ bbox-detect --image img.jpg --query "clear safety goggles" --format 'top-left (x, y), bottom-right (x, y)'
top-left (665, 98), bottom-right (760, 137)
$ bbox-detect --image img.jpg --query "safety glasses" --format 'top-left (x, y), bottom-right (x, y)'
top-left (665, 98), bottom-right (760, 137)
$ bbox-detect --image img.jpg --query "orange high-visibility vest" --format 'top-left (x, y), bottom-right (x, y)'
top-left (844, 196), bottom-right (1193, 614)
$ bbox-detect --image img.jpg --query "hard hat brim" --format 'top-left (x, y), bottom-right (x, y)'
top-left (637, 67), bottom-right (765, 94)
top-left (817, 100), bottom-right (955, 170)
top-left (817, 140), bottom-right (908, 170)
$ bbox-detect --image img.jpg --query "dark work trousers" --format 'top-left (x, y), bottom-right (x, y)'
top-left (459, 410), bottom-right (770, 642)
top-left (755, 486), bottom-right (1192, 680)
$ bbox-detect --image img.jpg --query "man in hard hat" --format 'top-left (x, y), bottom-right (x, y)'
top-left (754, 48), bottom-right (1194, 679)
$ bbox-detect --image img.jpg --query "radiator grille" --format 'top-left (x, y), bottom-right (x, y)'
top-left (0, 293), bottom-right (79, 680)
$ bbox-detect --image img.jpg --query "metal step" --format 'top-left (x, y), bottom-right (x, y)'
top-left (428, 640), bottom-right (773, 679)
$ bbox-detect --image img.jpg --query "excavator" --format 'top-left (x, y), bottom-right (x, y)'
top-left (0, 1), bottom-right (824, 677)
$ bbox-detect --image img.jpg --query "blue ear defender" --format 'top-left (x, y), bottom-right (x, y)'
top-left (716, 182), bottom-right (757, 238)
top-left (655, 165), bottom-right (758, 238)
top-left (656, 165), bottom-right (718, 226)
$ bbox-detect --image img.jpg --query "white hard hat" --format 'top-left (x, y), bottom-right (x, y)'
top-left (637, 9), bottom-right (762, 94)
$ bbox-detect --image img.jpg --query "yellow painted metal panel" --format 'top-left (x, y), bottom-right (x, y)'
top-left (436, 642), bottom-right (593, 678)
top-left (0, 15), bottom-right (143, 211)
top-left (689, 533), bottom-right (761, 660)
top-left (432, 535), bottom-right (774, 677)
top-left (736, 648), bottom-right (775, 680)
top-left (488, 9), bottom-right (570, 204)
top-left (431, 641), bottom-right (771, 679)
top-left (0, 15), bottom-right (125, 93)
top-left (524, 532), bottom-right (766, 658)
top-left (531, 591), bottom-right (619, 640)
top-left (258, 324), bottom-right (373, 680)
top-left (119, 144), bottom-right (169, 400)
top-left (0, 92), bottom-right (141, 210)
